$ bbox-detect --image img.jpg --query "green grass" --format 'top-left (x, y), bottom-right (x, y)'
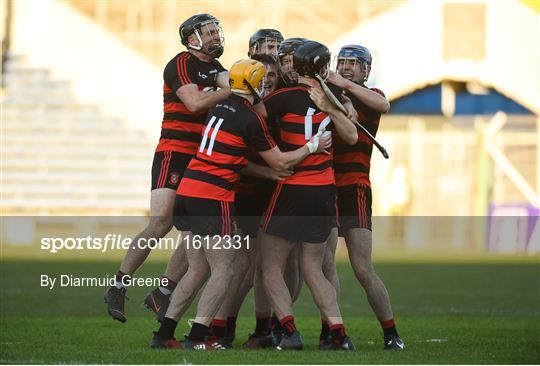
top-left (1, 259), bottom-right (539, 364)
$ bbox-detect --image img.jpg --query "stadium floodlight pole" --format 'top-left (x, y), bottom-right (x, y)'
top-left (315, 74), bottom-right (389, 159)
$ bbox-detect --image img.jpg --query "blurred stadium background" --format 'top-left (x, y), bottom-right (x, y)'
top-left (1, 0), bottom-right (539, 258)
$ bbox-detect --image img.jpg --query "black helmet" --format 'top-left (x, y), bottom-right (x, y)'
top-left (293, 40), bottom-right (331, 78)
top-left (178, 14), bottom-right (224, 58)
top-left (249, 28), bottom-right (284, 49)
top-left (277, 37), bottom-right (308, 59)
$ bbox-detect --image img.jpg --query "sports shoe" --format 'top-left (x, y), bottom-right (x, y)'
top-left (242, 333), bottom-right (275, 349)
top-left (104, 286), bottom-right (127, 323)
top-left (276, 331), bottom-right (303, 350)
top-left (183, 336), bottom-right (229, 350)
top-left (320, 336), bottom-right (357, 351)
top-left (318, 336), bottom-right (332, 349)
top-left (144, 287), bottom-right (170, 323)
top-left (272, 329), bottom-right (283, 347)
top-left (221, 334), bottom-right (235, 349)
top-left (384, 335), bottom-right (405, 350)
top-left (150, 332), bottom-right (183, 349)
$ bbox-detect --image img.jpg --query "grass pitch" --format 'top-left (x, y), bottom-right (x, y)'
top-left (1, 259), bottom-right (539, 364)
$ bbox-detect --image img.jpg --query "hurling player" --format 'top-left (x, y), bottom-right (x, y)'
top-left (104, 13), bottom-right (230, 324)
top-left (328, 44), bottom-right (404, 350)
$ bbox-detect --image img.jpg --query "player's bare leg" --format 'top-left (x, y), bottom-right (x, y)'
top-left (260, 233), bottom-right (295, 319)
top-left (260, 232), bottom-right (305, 350)
top-left (345, 228), bottom-right (404, 350)
top-left (211, 241), bottom-right (250, 346)
top-left (105, 188), bottom-right (176, 323)
top-left (284, 245), bottom-right (302, 302)
top-left (171, 237), bottom-right (238, 348)
top-left (300, 241), bottom-right (342, 325)
top-left (264, 244), bottom-right (302, 345)
top-left (319, 227), bottom-right (340, 346)
top-left (163, 232), bottom-right (209, 322)
top-left (152, 232), bottom-right (213, 349)
top-left (144, 233), bottom-right (189, 322)
top-left (300, 241), bottom-right (355, 351)
top-left (243, 234), bottom-right (275, 348)
top-left (120, 189), bottom-right (176, 274)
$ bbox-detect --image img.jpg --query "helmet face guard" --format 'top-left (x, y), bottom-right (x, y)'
top-left (249, 29), bottom-right (284, 58)
top-left (179, 14), bottom-right (225, 58)
top-left (251, 37), bottom-right (281, 58)
top-left (336, 44), bottom-right (372, 83)
top-left (190, 20), bottom-right (225, 58)
top-left (277, 38), bottom-right (307, 86)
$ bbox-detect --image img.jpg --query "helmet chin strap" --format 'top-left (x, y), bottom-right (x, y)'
top-left (244, 79), bottom-right (262, 105)
top-left (362, 62), bottom-right (370, 83)
top-left (188, 29), bottom-right (224, 58)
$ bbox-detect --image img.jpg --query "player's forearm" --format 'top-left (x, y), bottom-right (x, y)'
top-left (344, 82), bottom-right (390, 113)
top-left (329, 110), bottom-right (358, 145)
top-left (192, 88), bottom-right (231, 113)
top-left (275, 145), bottom-right (310, 170)
top-left (241, 162), bottom-right (270, 179)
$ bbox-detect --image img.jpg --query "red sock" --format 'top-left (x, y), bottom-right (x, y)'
top-left (279, 315), bottom-right (297, 337)
top-left (330, 323), bottom-right (347, 343)
top-left (115, 271), bottom-right (130, 286)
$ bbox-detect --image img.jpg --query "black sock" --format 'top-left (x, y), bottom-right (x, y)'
top-left (226, 317), bottom-right (237, 338)
top-left (381, 318), bottom-right (399, 338)
top-left (255, 317), bottom-right (271, 336)
top-left (330, 324), bottom-right (347, 344)
top-left (320, 319), bottom-right (330, 340)
top-left (188, 322), bottom-right (210, 342)
top-left (157, 317), bottom-right (178, 339)
top-left (271, 315), bottom-right (283, 333)
top-left (383, 325), bottom-right (398, 338)
top-left (210, 319), bottom-right (227, 338)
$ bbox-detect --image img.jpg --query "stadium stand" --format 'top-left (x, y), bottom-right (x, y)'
top-left (1, 54), bottom-right (153, 215)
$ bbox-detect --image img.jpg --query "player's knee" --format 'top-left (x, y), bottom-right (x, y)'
top-left (260, 257), bottom-right (278, 275)
top-left (236, 252), bottom-right (251, 272)
top-left (301, 265), bottom-right (322, 285)
top-left (186, 263), bottom-right (210, 282)
top-left (148, 217), bottom-right (173, 237)
top-left (352, 261), bottom-right (375, 282)
top-left (215, 265), bottom-right (234, 283)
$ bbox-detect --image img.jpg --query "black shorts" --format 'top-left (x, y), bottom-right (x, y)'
top-left (337, 184), bottom-right (372, 234)
top-left (151, 151), bottom-right (192, 190)
top-left (235, 180), bottom-right (275, 237)
top-left (174, 195), bottom-right (235, 236)
top-left (262, 183), bottom-right (336, 243)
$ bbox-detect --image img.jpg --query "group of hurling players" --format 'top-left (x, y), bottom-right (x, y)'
top-left (104, 13), bottom-right (404, 352)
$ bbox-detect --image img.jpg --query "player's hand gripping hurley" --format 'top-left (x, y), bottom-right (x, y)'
top-left (314, 74), bottom-right (389, 159)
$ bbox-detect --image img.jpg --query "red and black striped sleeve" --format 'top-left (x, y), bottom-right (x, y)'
top-left (163, 52), bottom-right (193, 92)
top-left (263, 88), bottom-right (290, 123)
top-left (245, 111), bottom-right (276, 152)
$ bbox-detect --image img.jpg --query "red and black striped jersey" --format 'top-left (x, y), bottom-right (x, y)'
top-left (263, 85), bottom-right (334, 186)
top-left (177, 95), bottom-right (276, 202)
top-left (156, 51), bottom-right (226, 155)
top-left (234, 147), bottom-right (268, 195)
top-left (333, 87), bottom-right (384, 188)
